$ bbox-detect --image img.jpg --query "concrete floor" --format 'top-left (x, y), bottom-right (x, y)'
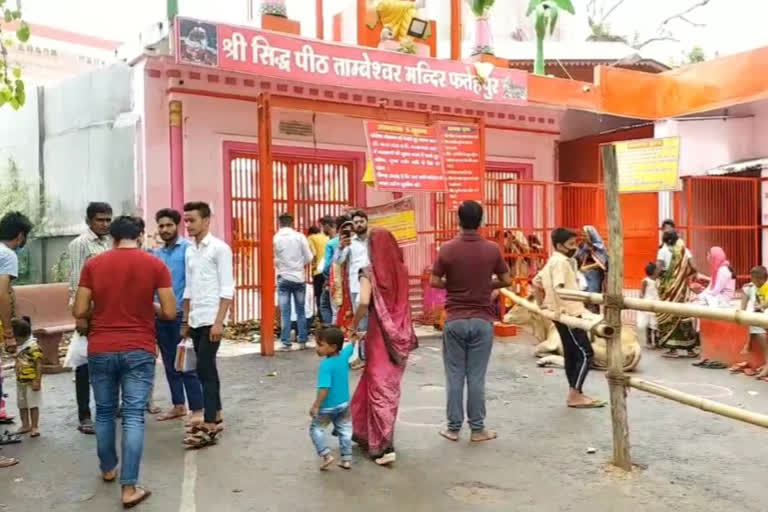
top-left (0, 334), bottom-right (766, 512)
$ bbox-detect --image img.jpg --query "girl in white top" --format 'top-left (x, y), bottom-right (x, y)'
top-left (637, 262), bottom-right (659, 348)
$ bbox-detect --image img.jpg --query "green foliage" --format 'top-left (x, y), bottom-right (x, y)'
top-left (687, 45), bottom-right (706, 63)
top-left (528, 0), bottom-right (575, 75)
top-left (470, 0), bottom-right (496, 17)
top-left (0, 158), bottom-right (46, 233)
top-left (0, 0), bottom-right (28, 110)
top-left (50, 250), bottom-right (70, 283)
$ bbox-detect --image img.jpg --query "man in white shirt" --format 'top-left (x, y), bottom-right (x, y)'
top-left (273, 213), bottom-right (312, 351)
top-left (336, 210), bottom-right (370, 367)
top-left (181, 202), bottom-right (234, 446)
top-left (336, 210), bottom-right (370, 327)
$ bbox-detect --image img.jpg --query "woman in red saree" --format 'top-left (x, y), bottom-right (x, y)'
top-left (350, 228), bottom-right (416, 466)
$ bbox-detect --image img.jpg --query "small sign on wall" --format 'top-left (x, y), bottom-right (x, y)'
top-left (278, 120), bottom-right (314, 138)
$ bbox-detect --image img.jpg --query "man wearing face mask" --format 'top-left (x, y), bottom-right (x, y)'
top-left (533, 228), bottom-right (605, 409)
top-left (0, 211), bottom-right (33, 468)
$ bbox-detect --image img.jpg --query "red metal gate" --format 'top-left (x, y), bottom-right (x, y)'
top-left (228, 151), bottom-right (356, 322)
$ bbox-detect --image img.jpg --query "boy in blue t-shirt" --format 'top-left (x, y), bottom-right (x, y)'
top-left (309, 327), bottom-right (356, 470)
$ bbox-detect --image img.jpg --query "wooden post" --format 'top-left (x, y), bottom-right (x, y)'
top-left (258, 93), bottom-right (276, 356)
top-left (600, 143), bottom-right (631, 471)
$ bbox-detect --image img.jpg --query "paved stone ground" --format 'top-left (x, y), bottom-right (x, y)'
top-left (0, 333), bottom-right (766, 512)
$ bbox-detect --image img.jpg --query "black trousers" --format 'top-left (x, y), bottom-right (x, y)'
top-left (553, 322), bottom-right (594, 393)
top-left (312, 274), bottom-right (325, 320)
top-left (191, 326), bottom-right (221, 423)
top-left (75, 363), bottom-right (91, 421)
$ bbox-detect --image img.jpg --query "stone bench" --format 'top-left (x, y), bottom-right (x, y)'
top-left (14, 283), bottom-right (73, 374)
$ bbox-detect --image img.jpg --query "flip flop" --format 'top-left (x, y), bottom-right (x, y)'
top-left (662, 352), bottom-right (679, 359)
top-left (692, 359), bottom-right (710, 367)
top-left (0, 431), bottom-right (22, 445)
top-left (702, 361), bottom-right (727, 369)
top-left (30, 432), bottom-right (40, 438)
top-left (743, 368), bottom-right (758, 376)
top-left (0, 417), bottom-right (15, 425)
top-left (728, 362), bottom-right (749, 372)
top-left (122, 488), bottom-right (152, 509)
top-left (569, 400), bottom-right (607, 409)
top-left (439, 430), bottom-right (459, 442)
top-left (0, 455), bottom-right (19, 468)
top-left (156, 411), bottom-right (186, 422)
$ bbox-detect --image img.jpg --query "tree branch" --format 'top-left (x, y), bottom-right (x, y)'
top-left (601, 0), bottom-right (628, 24)
top-left (678, 15), bottom-right (705, 27)
top-left (633, 36), bottom-right (680, 50)
top-left (658, 0), bottom-right (711, 28)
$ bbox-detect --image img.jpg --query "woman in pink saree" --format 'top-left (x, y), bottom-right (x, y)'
top-left (350, 228), bottom-right (417, 466)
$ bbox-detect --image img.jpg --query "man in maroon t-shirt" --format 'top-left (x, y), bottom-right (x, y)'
top-left (431, 201), bottom-right (511, 443)
top-left (74, 216), bottom-right (176, 509)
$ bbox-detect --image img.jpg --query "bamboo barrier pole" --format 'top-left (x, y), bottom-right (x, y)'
top-left (555, 290), bottom-right (768, 329)
top-left (628, 378), bottom-right (768, 429)
top-left (600, 143), bottom-right (631, 471)
top-left (498, 289), bottom-right (614, 338)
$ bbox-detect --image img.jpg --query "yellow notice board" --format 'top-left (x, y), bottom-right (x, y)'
top-left (365, 196), bottom-right (417, 246)
top-left (613, 136), bottom-right (681, 193)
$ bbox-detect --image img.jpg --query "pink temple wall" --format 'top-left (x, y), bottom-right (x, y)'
top-left (141, 77), bottom-right (558, 238)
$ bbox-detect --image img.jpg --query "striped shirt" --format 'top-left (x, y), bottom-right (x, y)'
top-left (68, 229), bottom-right (112, 303)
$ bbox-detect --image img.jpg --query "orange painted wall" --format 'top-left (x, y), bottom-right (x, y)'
top-left (559, 125), bottom-right (653, 183)
top-left (558, 125), bottom-right (658, 287)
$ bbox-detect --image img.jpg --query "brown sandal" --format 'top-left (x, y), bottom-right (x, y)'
top-left (183, 427), bottom-right (218, 449)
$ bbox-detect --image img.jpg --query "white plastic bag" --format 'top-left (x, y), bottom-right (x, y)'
top-left (174, 338), bottom-right (197, 373)
top-left (64, 332), bottom-right (89, 369)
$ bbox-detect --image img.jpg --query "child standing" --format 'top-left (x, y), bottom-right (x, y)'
top-left (309, 327), bottom-right (356, 470)
top-left (13, 317), bottom-right (43, 437)
top-left (638, 262), bottom-right (659, 348)
top-left (741, 266), bottom-right (768, 379)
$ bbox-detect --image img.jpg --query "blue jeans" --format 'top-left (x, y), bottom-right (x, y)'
top-left (351, 292), bottom-right (368, 360)
top-left (89, 350), bottom-right (155, 486)
top-left (156, 317), bottom-right (203, 411)
top-left (309, 403), bottom-right (352, 461)
top-left (320, 288), bottom-right (333, 325)
top-left (278, 277), bottom-right (308, 345)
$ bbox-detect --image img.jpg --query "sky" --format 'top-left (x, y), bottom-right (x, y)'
top-left (19, 0), bottom-right (768, 64)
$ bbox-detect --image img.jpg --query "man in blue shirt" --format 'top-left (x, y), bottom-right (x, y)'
top-left (320, 215), bottom-right (348, 324)
top-left (152, 209), bottom-right (203, 422)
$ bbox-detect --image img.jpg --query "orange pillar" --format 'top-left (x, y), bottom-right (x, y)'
top-left (258, 94), bottom-right (276, 356)
top-left (450, 0), bottom-right (462, 60)
top-left (316, 0), bottom-right (324, 39)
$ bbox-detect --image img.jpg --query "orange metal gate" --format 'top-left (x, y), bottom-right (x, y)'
top-left (228, 152), bottom-right (356, 322)
top-left (675, 176), bottom-right (760, 287)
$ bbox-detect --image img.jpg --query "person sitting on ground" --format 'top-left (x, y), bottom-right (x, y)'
top-left (741, 266), bottom-right (768, 379)
top-left (309, 327), bottom-right (356, 471)
top-left (13, 317), bottom-right (42, 438)
top-left (533, 227), bottom-right (605, 409)
top-left (637, 262), bottom-right (659, 349)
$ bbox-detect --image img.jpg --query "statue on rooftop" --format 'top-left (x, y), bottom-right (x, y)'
top-left (467, 0), bottom-right (496, 56)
